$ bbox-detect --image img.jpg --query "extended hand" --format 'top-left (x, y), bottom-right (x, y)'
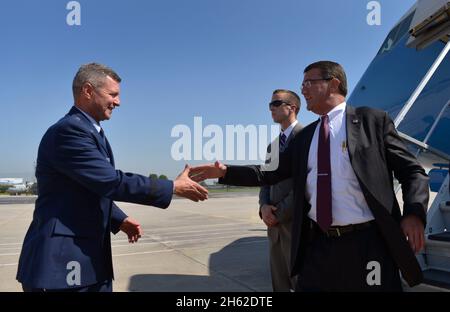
top-left (189, 161), bottom-right (227, 182)
top-left (261, 204), bottom-right (278, 227)
top-left (400, 215), bottom-right (425, 254)
top-left (174, 165), bottom-right (209, 202)
top-left (119, 217), bottom-right (143, 243)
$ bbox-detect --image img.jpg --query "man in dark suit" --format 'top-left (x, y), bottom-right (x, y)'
top-left (17, 63), bottom-right (208, 292)
top-left (259, 89), bottom-right (302, 291)
top-left (191, 61), bottom-right (429, 291)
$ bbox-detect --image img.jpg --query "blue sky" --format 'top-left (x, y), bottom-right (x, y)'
top-left (0, 0), bottom-right (416, 180)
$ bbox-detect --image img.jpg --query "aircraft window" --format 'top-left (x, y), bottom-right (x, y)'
top-left (377, 11), bottom-right (415, 55)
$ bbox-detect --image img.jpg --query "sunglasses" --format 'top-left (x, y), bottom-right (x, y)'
top-left (269, 100), bottom-right (291, 108)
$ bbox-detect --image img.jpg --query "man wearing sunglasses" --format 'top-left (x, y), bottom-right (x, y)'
top-left (190, 61), bottom-right (429, 291)
top-left (260, 89), bottom-right (302, 291)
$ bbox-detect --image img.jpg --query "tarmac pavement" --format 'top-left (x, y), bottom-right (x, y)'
top-left (0, 195), bottom-right (271, 292)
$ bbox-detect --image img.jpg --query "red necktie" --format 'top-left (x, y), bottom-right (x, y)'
top-left (317, 115), bottom-right (332, 231)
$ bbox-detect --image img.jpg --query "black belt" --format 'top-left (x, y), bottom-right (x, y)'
top-left (309, 219), bottom-right (375, 238)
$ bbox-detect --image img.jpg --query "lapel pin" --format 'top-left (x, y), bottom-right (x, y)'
top-left (352, 119), bottom-right (359, 124)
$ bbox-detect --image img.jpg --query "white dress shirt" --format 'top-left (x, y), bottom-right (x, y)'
top-left (306, 102), bottom-right (374, 225)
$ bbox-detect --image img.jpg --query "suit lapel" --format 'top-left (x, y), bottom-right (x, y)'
top-left (302, 120), bottom-right (318, 164)
top-left (94, 131), bottom-right (111, 161)
top-left (290, 120), bottom-right (318, 275)
top-left (346, 105), bottom-right (361, 162)
top-left (299, 120), bottom-right (318, 211)
top-left (285, 133), bottom-right (294, 148)
top-left (104, 137), bottom-right (115, 167)
top-left (346, 105), bottom-right (392, 213)
top-left (68, 106), bottom-right (112, 163)
top-left (346, 105), bottom-right (375, 198)
top-left (285, 123), bottom-right (302, 146)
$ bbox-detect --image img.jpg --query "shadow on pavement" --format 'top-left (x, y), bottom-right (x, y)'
top-left (128, 236), bottom-right (271, 292)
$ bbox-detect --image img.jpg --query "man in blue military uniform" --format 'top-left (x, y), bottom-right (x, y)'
top-left (17, 63), bottom-right (208, 292)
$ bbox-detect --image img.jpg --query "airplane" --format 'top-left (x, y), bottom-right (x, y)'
top-left (0, 178), bottom-right (24, 185)
top-left (6, 184), bottom-right (29, 195)
top-left (0, 178), bottom-right (31, 195)
top-left (347, 0), bottom-right (450, 291)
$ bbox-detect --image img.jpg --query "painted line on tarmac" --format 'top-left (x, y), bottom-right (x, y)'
top-left (114, 249), bottom-right (175, 257)
top-left (112, 233), bottom-right (265, 248)
top-left (157, 233), bottom-right (265, 245)
top-left (0, 262), bottom-right (18, 267)
top-left (111, 225), bottom-right (255, 243)
top-left (113, 237), bottom-right (266, 258)
top-left (141, 224), bottom-right (264, 236)
top-left (141, 229), bottom-right (263, 240)
top-left (0, 242), bottom-right (22, 246)
top-left (0, 239), bottom-right (266, 265)
top-left (0, 246), bottom-right (21, 251)
top-left (139, 222), bottom-right (253, 232)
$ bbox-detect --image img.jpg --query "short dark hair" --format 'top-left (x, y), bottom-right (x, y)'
top-left (272, 89), bottom-right (301, 115)
top-left (304, 61), bottom-right (347, 96)
top-left (72, 63), bottom-right (121, 98)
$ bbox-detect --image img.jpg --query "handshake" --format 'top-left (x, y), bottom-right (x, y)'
top-left (173, 161), bottom-right (229, 202)
top-left (121, 161), bottom-right (230, 243)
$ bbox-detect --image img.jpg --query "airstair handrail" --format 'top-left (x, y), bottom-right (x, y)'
top-left (423, 99), bottom-right (450, 144)
top-left (394, 41), bottom-right (450, 128)
top-left (398, 131), bottom-right (450, 162)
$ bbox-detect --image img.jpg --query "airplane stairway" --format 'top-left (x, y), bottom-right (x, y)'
top-left (419, 166), bottom-right (450, 290)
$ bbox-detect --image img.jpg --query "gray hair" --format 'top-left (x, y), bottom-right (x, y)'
top-left (72, 63), bottom-right (121, 98)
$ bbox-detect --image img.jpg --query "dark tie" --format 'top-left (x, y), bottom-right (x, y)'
top-left (99, 128), bottom-right (106, 145)
top-left (279, 133), bottom-right (287, 150)
top-left (99, 128), bottom-right (114, 166)
top-left (317, 115), bottom-right (332, 232)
